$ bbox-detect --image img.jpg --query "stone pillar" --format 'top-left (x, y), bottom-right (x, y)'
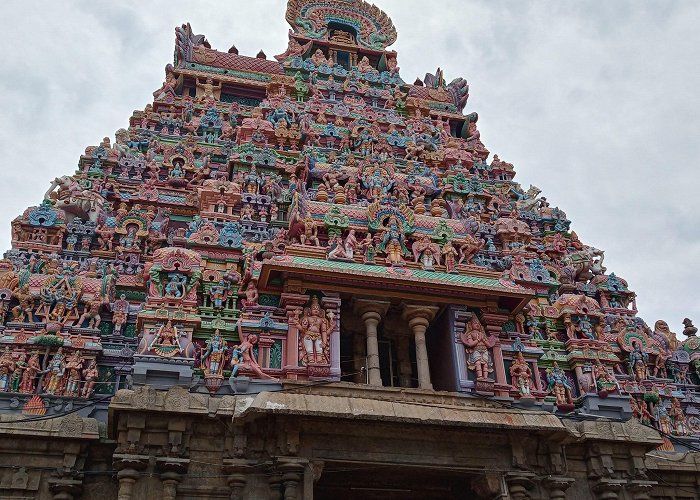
top-left (353, 299), bottom-right (389, 386)
top-left (403, 304), bottom-right (439, 390)
top-left (48, 479), bottom-right (83, 500)
top-left (626, 481), bottom-right (656, 500)
top-left (279, 459), bottom-right (306, 500)
top-left (591, 479), bottom-right (625, 500)
top-left (505, 472), bottom-right (536, 500)
top-left (156, 457), bottom-right (188, 500)
top-left (116, 469), bottom-right (140, 500)
top-left (542, 476), bottom-right (574, 500)
top-left (223, 458), bottom-right (254, 500)
top-left (161, 473), bottom-right (180, 500)
top-left (268, 474), bottom-right (283, 500)
top-left (114, 455), bottom-right (149, 500)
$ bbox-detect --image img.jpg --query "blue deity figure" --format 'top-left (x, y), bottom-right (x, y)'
top-left (576, 315), bottom-right (595, 340)
top-left (202, 329), bottom-right (226, 377)
top-left (164, 273), bottom-right (187, 298)
top-left (546, 361), bottom-right (573, 406)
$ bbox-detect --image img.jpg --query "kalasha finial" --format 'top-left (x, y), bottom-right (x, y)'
top-left (256, 49), bottom-right (266, 59)
top-left (228, 44), bottom-right (239, 55)
top-left (682, 318), bottom-right (697, 337)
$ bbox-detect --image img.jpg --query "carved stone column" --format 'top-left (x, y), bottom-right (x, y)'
top-left (116, 469), bottom-right (140, 500)
top-left (591, 479), bottom-right (625, 500)
top-left (626, 480), bottom-right (656, 500)
top-left (542, 476), bottom-right (575, 500)
top-left (48, 478), bottom-right (83, 500)
top-left (223, 458), bottom-right (254, 500)
top-left (268, 473), bottom-right (283, 500)
top-left (114, 455), bottom-right (148, 500)
top-left (353, 299), bottom-right (389, 386)
top-left (278, 458), bottom-right (307, 500)
top-left (403, 304), bottom-right (439, 390)
top-left (156, 457), bottom-right (189, 500)
top-left (505, 472), bottom-right (536, 500)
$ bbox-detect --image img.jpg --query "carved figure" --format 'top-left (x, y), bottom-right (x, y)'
top-left (460, 316), bottom-right (496, 380)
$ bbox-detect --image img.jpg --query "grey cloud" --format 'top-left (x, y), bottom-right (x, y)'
top-left (0, 0), bottom-right (698, 329)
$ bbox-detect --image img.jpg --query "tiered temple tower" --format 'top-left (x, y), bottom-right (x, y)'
top-left (0, 1), bottom-right (698, 498)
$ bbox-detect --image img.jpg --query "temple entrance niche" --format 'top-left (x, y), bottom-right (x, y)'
top-left (341, 299), bottom-right (435, 389)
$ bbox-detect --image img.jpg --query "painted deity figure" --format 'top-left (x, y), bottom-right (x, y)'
top-left (361, 233), bottom-right (376, 264)
top-left (575, 315), bottom-right (595, 340)
top-left (412, 234), bottom-right (440, 270)
top-left (442, 241), bottom-right (459, 273)
top-left (593, 361), bottom-right (618, 393)
top-left (20, 353), bottom-right (41, 394)
top-left (653, 348), bottom-right (671, 379)
top-left (297, 296), bottom-right (335, 365)
top-left (509, 352), bottom-right (533, 397)
top-left (164, 273), bottom-right (187, 298)
top-left (300, 215), bottom-right (320, 246)
top-left (231, 321), bottom-right (274, 379)
top-left (111, 294), bottom-right (130, 335)
top-left (63, 351), bottom-right (83, 397)
top-left (209, 280), bottom-right (229, 309)
top-left (669, 398), bottom-right (688, 436)
top-left (241, 280), bottom-right (259, 308)
top-left (0, 348), bottom-right (14, 391)
top-left (81, 359), bottom-right (99, 398)
top-left (546, 361), bottom-right (574, 406)
top-left (362, 168), bottom-right (393, 201)
top-left (460, 315), bottom-right (497, 380)
top-left (627, 341), bottom-right (649, 381)
top-left (11, 284), bottom-right (34, 323)
top-left (44, 348), bottom-right (66, 395)
top-left (630, 397), bottom-right (654, 426)
top-left (76, 296), bottom-right (105, 329)
top-left (378, 216), bottom-right (408, 266)
top-left (9, 353), bottom-right (27, 392)
top-left (202, 329), bottom-right (227, 377)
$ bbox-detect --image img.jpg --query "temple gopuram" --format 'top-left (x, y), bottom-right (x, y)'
top-left (0, 1), bottom-right (699, 499)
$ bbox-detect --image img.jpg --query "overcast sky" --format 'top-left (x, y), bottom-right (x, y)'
top-left (1, 1), bottom-right (698, 331)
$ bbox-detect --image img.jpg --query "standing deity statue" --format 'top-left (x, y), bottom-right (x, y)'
top-left (0, 348), bottom-right (15, 391)
top-left (10, 353), bottom-right (27, 392)
top-left (111, 294), bottom-right (130, 335)
top-left (546, 361), bottom-right (574, 406)
top-left (509, 352), bottom-right (533, 397)
top-left (63, 351), bottom-right (83, 397)
top-left (378, 216), bottom-right (408, 266)
top-left (442, 241), bottom-right (458, 274)
top-left (627, 341), bottom-right (649, 381)
top-left (460, 315), bottom-right (497, 380)
top-left (20, 353), bottom-right (41, 394)
top-left (202, 329), bottom-right (227, 377)
top-left (296, 296), bottom-right (335, 365)
top-left (44, 348), bottom-right (66, 395)
top-left (81, 359), bottom-right (99, 398)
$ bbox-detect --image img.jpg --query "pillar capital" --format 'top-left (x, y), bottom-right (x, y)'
top-left (542, 476), bottom-right (575, 500)
top-left (353, 298), bottom-right (390, 319)
top-left (402, 304), bottom-right (439, 327)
